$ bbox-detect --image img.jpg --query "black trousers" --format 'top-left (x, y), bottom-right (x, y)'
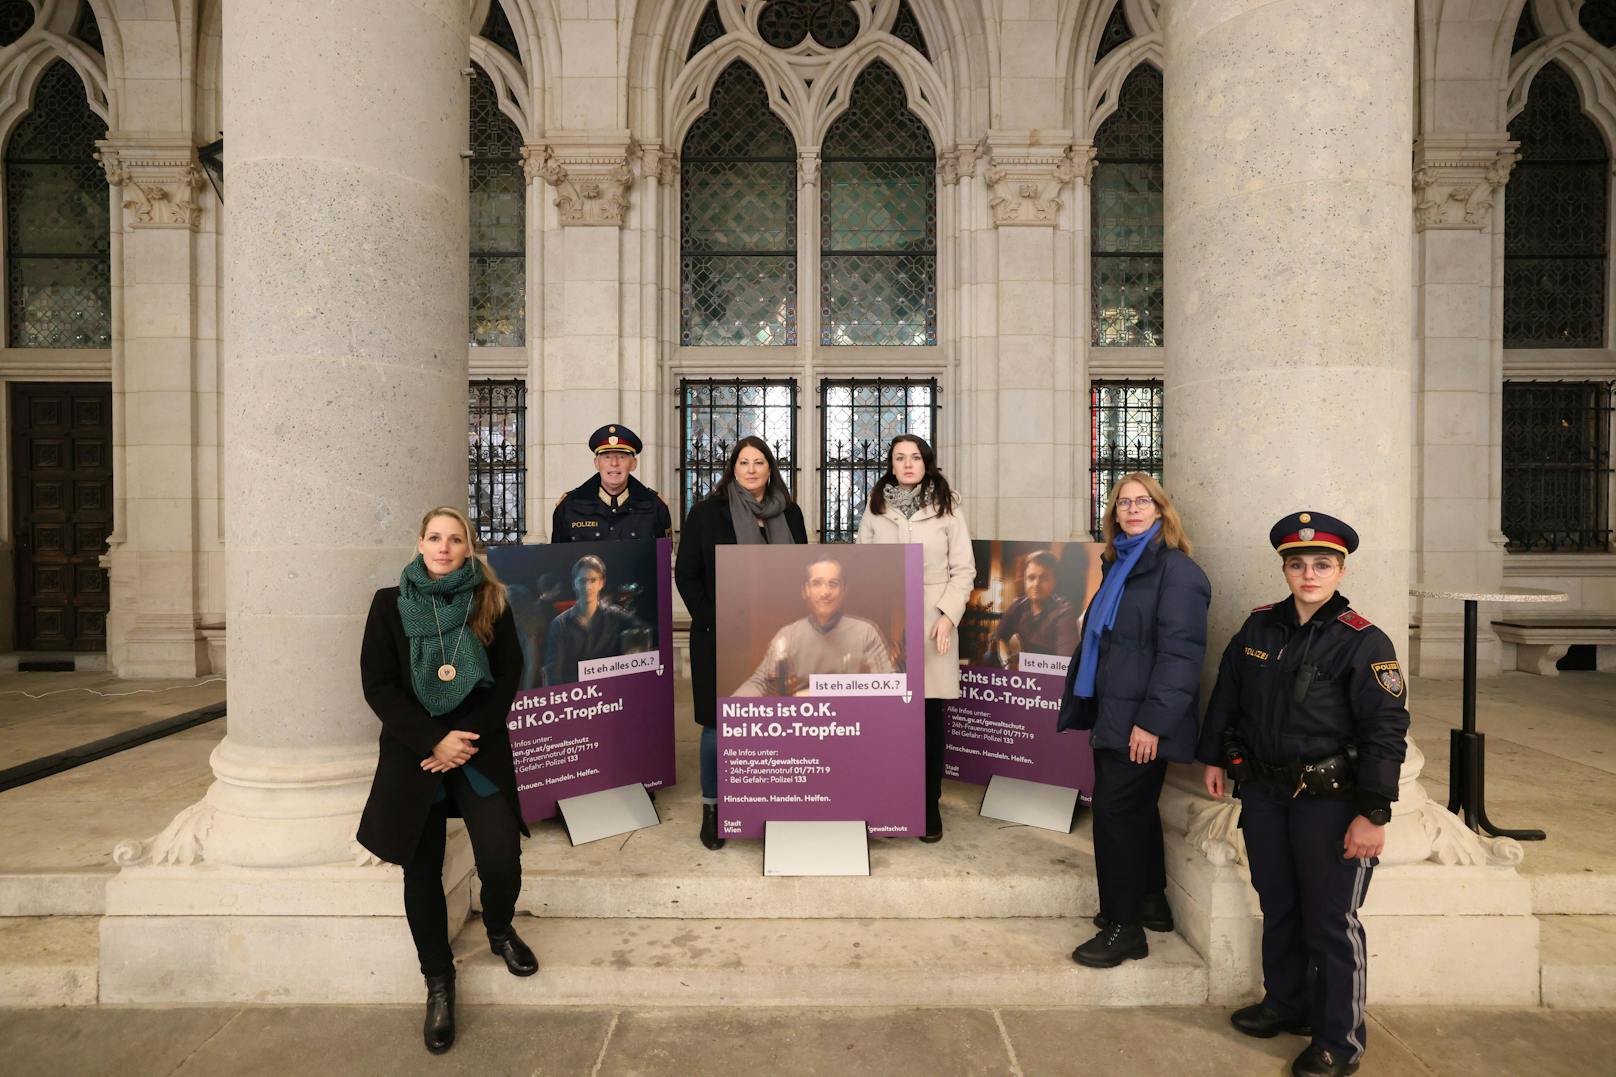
top-left (402, 772), bottom-right (524, 977)
top-left (924, 698), bottom-right (946, 809)
top-left (1091, 746), bottom-right (1168, 926)
top-left (1240, 783), bottom-right (1374, 1064)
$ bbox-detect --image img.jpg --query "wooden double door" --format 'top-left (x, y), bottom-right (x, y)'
top-left (10, 382), bottom-right (112, 651)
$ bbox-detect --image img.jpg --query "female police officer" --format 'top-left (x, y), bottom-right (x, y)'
top-left (1196, 512), bottom-right (1409, 1077)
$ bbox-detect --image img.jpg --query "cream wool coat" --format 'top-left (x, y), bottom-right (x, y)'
top-left (857, 498), bottom-right (976, 699)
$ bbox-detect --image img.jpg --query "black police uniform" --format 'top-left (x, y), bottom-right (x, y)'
top-left (550, 425), bottom-right (672, 543)
top-left (1196, 514), bottom-right (1409, 1073)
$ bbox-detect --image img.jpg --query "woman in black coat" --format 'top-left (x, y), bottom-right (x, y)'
top-left (1058, 473), bottom-right (1210, 969)
top-left (674, 436), bottom-right (808, 850)
top-left (357, 505), bottom-right (533, 1055)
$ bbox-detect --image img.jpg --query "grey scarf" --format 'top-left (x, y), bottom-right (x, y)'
top-left (728, 482), bottom-right (795, 544)
top-left (883, 482), bottom-right (926, 519)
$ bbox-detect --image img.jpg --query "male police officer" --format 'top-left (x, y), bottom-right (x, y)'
top-left (1197, 512), bottom-right (1409, 1077)
top-left (551, 425), bottom-right (672, 543)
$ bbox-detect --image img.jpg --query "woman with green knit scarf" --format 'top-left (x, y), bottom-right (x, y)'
top-left (357, 506), bottom-right (532, 1055)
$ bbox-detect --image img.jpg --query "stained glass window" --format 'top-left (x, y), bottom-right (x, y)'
top-left (1502, 381), bottom-right (1613, 552)
top-left (1579, 0), bottom-right (1616, 49)
top-left (890, 0), bottom-right (929, 60)
top-left (6, 61), bottom-right (110, 349)
top-left (677, 378), bottom-right (798, 523)
top-left (1505, 63), bottom-right (1607, 348)
top-left (0, 0), bottom-right (33, 47)
top-left (1095, 0), bottom-right (1132, 63)
top-left (1513, 1), bottom-right (1540, 53)
top-left (1091, 64), bottom-right (1163, 347)
top-left (688, 0), bottom-right (725, 59)
top-left (820, 62), bottom-right (935, 346)
top-left (1090, 380), bottom-right (1163, 539)
top-left (758, 0), bottom-right (861, 50)
top-left (819, 377), bottom-right (937, 541)
top-left (681, 63), bottom-right (798, 346)
top-left (73, 1), bottom-right (102, 53)
top-left (468, 379), bottom-right (526, 545)
top-left (469, 64), bottom-right (525, 347)
top-left (480, 0), bottom-right (521, 61)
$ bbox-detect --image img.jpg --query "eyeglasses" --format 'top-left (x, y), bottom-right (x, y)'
top-left (1282, 557), bottom-right (1341, 577)
top-left (1115, 496), bottom-right (1155, 511)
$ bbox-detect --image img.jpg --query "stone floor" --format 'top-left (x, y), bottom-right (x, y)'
top-left (0, 1002), bottom-right (1613, 1076)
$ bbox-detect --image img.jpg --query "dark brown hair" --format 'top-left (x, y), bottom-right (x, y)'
top-left (867, 434), bottom-right (955, 517)
top-left (706, 435), bottom-right (794, 505)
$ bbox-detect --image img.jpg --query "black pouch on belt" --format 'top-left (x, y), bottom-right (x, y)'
top-left (1296, 744), bottom-right (1358, 797)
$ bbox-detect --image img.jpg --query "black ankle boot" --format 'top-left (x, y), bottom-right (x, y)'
top-left (488, 925), bottom-right (538, 977)
top-left (1071, 921), bottom-right (1148, 968)
top-left (422, 970), bottom-right (455, 1054)
top-left (1092, 891), bottom-right (1174, 933)
top-left (700, 803), bottom-right (726, 850)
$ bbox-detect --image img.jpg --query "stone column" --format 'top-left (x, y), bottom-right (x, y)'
top-left (100, 0), bottom-right (473, 1003)
top-left (1409, 137), bottom-right (1517, 676)
top-left (525, 133), bottom-right (639, 522)
top-left (1161, 0), bottom-right (1415, 655)
top-left (980, 133), bottom-right (1085, 540)
top-left (96, 141), bottom-right (213, 678)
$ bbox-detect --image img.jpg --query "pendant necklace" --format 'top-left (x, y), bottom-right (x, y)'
top-left (431, 594), bottom-right (472, 683)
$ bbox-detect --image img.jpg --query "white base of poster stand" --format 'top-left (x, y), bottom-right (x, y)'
top-left (980, 775), bottom-right (1080, 833)
top-left (556, 783), bottom-right (660, 846)
top-left (762, 820), bottom-right (870, 876)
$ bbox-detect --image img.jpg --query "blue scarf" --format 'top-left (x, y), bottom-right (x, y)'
top-left (1074, 521), bottom-right (1161, 699)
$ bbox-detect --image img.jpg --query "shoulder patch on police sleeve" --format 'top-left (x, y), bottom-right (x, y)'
top-left (1338, 610), bottom-right (1373, 631)
top-left (1251, 602), bottom-right (1275, 612)
top-left (1371, 659), bottom-right (1404, 698)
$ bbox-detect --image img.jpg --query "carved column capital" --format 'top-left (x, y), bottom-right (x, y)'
top-left (523, 131), bottom-right (637, 227)
top-left (798, 149), bottom-right (821, 189)
top-left (94, 139), bottom-right (207, 230)
top-left (1412, 136), bottom-right (1520, 232)
top-left (641, 142), bottom-right (680, 187)
top-left (937, 142), bottom-right (983, 187)
top-left (983, 131), bottom-right (1080, 227)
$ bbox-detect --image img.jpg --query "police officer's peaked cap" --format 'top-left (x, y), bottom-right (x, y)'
top-left (1269, 511), bottom-right (1358, 557)
top-left (589, 424), bottom-right (642, 455)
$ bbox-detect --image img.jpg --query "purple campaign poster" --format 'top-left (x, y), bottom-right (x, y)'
top-left (716, 544), bottom-right (925, 840)
top-left (488, 538), bottom-right (675, 822)
top-left (945, 539), bottom-right (1101, 798)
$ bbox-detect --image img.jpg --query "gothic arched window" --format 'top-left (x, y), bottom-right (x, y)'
top-left (469, 63), bottom-right (525, 347)
top-left (1505, 62), bottom-right (1609, 348)
top-left (5, 60), bottom-right (109, 348)
top-left (821, 63), bottom-right (935, 346)
top-left (1091, 64), bottom-right (1164, 348)
top-left (681, 62), bottom-right (798, 346)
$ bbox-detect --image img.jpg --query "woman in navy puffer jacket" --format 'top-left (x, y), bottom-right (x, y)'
top-left (1059, 472), bottom-right (1209, 968)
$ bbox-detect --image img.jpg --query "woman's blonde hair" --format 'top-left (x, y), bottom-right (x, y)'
top-left (419, 506), bottom-right (508, 644)
top-left (1099, 472), bottom-right (1193, 561)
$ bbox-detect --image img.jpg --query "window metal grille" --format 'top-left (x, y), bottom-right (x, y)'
top-left (758, 0), bottom-right (861, 50)
top-left (818, 377), bottom-right (938, 542)
top-left (890, 0), bottom-right (930, 59)
top-left (1505, 62), bottom-right (1607, 348)
top-left (468, 379), bottom-right (526, 545)
top-left (820, 62), bottom-right (936, 346)
top-left (5, 61), bottom-right (109, 349)
top-left (688, 0), bottom-right (725, 58)
top-left (677, 378), bottom-right (798, 524)
top-left (72, 0), bottom-right (101, 52)
top-left (1513, 0), bottom-right (1540, 52)
top-left (0, 0), bottom-right (32, 47)
top-left (470, 64), bottom-right (525, 347)
top-left (1580, 0), bottom-right (1616, 48)
top-left (1091, 64), bottom-right (1164, 348)
top-left (1501, 381), bottom-right (1613, 552)
top-left (681, 63), bottom-right (798, 346)
top-left (1090, 379), bottom-right (1163, 539)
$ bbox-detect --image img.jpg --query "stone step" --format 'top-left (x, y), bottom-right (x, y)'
top-left (452, 916), bottom-right (1207, 1007)
top-left (1541, 915), bottom-right (1616, 1008)
top-left (514, 788), bottom-right (1098, 920)
top-left (0, 917), bottom-right (98, 1007)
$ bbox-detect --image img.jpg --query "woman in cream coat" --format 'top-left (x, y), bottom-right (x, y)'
top-left (857, 434), bottom-right (975, 842)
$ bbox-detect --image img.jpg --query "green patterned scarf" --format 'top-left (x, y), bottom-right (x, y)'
top-left (398, 554), bottom-right (493, 717)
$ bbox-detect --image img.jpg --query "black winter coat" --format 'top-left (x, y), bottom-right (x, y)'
top-left (1196, 591), bottom-right (1410, 813)
top-left (356, 587), bottom-right (528, 864)
top-left (1057, 541), bottom-right (1211, 763)
top-left (673, 495), bottom-right (808, 728)
top-left (551, 474), bottom-right (672, 543)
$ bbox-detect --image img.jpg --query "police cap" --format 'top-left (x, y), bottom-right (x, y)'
top-left (1269, 511), bottom-right (1358, 557)
top-left (589, 424), bottom-right (642, 456)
